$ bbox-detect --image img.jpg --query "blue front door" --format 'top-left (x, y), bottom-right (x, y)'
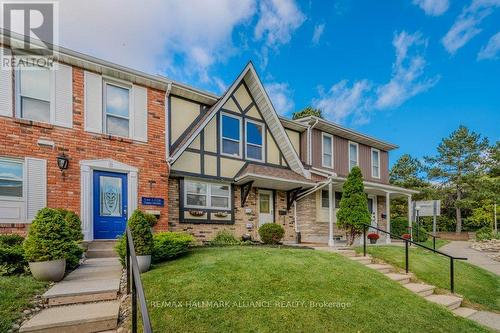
top-left (93, 171), bottom-right (128, 239)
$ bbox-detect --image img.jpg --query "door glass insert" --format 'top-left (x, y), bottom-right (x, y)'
top-left (259, 194), bottom-right (270, 214)
top-left (100, 176), bottom-right (122, 217)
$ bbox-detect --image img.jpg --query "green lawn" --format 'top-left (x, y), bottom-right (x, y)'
top-left (142, 247), bottom-right (491, 333)
top-left (0, 275), bottom-right (48, 332)
top-left (355, 245), bottom-right (500, 312)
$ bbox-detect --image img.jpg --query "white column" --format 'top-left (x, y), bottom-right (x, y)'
top-left (328, 181), bottom-right (335, 247)
top-left (407, 195), bottom-right (413, 239)
top-left (386, 192), bottom-right (391, 244)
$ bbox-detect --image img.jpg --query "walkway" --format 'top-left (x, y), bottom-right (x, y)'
top-left (441, 241), bottom-right (500, 276)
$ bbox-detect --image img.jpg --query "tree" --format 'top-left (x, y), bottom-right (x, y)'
top-left (425, 125), bottom-right (489, 233)
top-left (390, 154), bottom-right (426, 188)
top-left (292, 106), bottom-right (323, 120)
top-left (336, 166), bottom-right (371, 245)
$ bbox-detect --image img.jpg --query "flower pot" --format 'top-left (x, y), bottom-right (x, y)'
top-left (136, 255), bottom-right (151, 273)
top-left (369, 239), bottom-right (377, 244)
top-left (29, 259), bottom-right (66, 282)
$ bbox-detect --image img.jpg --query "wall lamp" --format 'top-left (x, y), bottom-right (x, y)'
top-left (57, 153), bottom-right (69, 171)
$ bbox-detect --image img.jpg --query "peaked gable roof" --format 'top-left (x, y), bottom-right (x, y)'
top-left (168, 62), bottom-right (308, 177)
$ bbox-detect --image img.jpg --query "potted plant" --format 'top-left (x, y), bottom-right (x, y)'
top-left (117, 210), bottom-right (153, 273)
top-left (367, 233), bottom-right (380, 244)
top-left (402, 233), bottom-right (411, 240)
top-left (23, 208), bottom-right (75, 281)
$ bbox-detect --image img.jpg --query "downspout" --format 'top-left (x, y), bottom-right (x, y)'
top-left (307, 117), bottom-right (320, 166)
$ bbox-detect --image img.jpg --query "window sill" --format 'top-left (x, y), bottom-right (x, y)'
top-left (101, 134), bottom-right (134, 144)
top-left (14, 118), bottom-right (54, 129)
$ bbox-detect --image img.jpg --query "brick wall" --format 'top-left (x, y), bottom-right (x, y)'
top-left (167, 178), bottom-right (296, 243)
top-left (0, 66), bottom-right (169, 235)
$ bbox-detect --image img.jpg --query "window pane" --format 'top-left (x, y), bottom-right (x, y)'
top-left (100, 176), bottom-right (122, 217)
top-left (259, 194), bottom-right (270, 213)
top-left (211, 196), bottom-right (229, 208)
top-left (247, 122), bottom-right (262, 145)
top-left (106, 115), bottom-right (129, 137)
top-left (350, 144), bottom-right (357, 162)
top-left (186, 194), bottom-right (206, 207)
top-left (106, 84), bottom-right (129, 118)
top-left (323, 136), bottom-right (332, 152)
top-left (187, 181), bottom-right (207, 194)
top-left (222, 115), bottom-right (240, 140)
top-left (367, 198), bottom-right (373, 213)
top-left (372, 150), bottom-right (379, 167)
top-left (20, 68), bottom-right (50, 101)
top-left (373, 166), bottom-right (379, 178)
top-left (21, 97), bottom-right (50, 122)
top-left (0, 160), bottom-right (23, 180)
top-left (323, 154), bottom-right (332, 167)
top-left (0, 180), bottom-right (23, 197)
top-left (222, 139), bottom-right (240, 156)
top-left (335, 192), bottom-right (342, 207)
top-left (321, 190), bottom-right (329, 208)
top-left (211, 184), bottom-right (229, 197)
top-left (247, 144), bottom-right (262, 160)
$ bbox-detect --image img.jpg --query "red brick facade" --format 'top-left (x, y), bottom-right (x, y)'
top-left (0, 66), bottom-right (169, 235)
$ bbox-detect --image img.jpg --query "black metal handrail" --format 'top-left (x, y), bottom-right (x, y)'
top-left (126, 226), bottom-right (153, 333)
top-left (362, 224), bottom-right (467, 293)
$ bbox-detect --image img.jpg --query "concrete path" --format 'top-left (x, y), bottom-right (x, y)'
top-left (441, 241), bottom-right (500, 276)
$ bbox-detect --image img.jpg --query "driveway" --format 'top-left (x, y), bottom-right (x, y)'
top-left (441, 241), bottom-right (500, 276)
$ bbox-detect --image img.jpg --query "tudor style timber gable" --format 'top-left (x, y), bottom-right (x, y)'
top-left (168, 62), bottom-right (308, 181)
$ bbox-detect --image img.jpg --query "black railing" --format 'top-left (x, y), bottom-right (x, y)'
top-left (406, 226), bottom-right (440, 250)
top-left (362, 224), bottom-right (467, 293)
top-left (126, 226), bottom-right (153, 333)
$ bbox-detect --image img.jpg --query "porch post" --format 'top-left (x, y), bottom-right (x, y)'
top-left (386, 192), bottom-right (391, 244)
top-left (407, 195), bottom-right (412, 239)
top-left (328, 181), bottom-right (335, 247)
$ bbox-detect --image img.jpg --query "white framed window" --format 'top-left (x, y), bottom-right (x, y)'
top-left (371, 148), bottom-right (380, 179)
top-left (348, 141), bottom-right (359, 171)
top-left (0, 158), bottom-right (24, 199)
top-left (321, 133), bottom-right (333, 168)
top-left (321, 189), bottom-right (329, 208)
top-left (104, 81), bottom-right (131, 138)
top-left (16, 66), bottom-right (52, 123)
top-left (245, 119), bottom-right (264, 162)
top-left (184, 179), bottom-right (231, 209)
top-left (220, 113), bottom-right (242, 157)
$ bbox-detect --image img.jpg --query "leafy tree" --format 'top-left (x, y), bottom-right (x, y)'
top-left (292, 106), bottom-right (323, 120)
top-left (425, 125), bottom-right (489, 233)
top-left (390, 154), bottom-right (426, 188)
top-left (336, 166), bottom-right (371, 245)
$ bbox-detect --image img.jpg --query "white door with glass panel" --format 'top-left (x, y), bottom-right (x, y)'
top-left (367, 195), bottom-right (377, 227)
top-left (258, 190), bottom-right (274, 226)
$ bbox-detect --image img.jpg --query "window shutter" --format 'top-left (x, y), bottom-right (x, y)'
top-left (0, 47), bottom-right (13, 117)
top-left (84, 71), bottom-right (102, 133)
top-left (54, 63), bottom-right (73, 128)
top-left (26, 157), bottom-right (47, 221)
top-left (132, 84), bottom-right (148, 142)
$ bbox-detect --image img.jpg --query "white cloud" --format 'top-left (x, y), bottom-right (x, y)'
top-left (442, 0), bottom-right (500, 54)
top-left (477, 31), bottom-right (500, 60)
top-left (265, 82), bottom-right (295, 115)
top-left (311, 24), bottom-right (325, 45)
top-left (413, 0), bottom-right (449, 16)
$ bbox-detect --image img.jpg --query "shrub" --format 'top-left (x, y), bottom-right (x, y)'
top-left (391, 217), bottom-right (409, 238)
top-left (56, 209), bottom-right (84, 269)
top-left (208, 230), bottom-right (240, 246)
top-left (476, 227), bottom-right (493, 241)
top-left (116, 210), bottom-right (154, 265)
top-left (367, 233), bottom-right (380, 240)
top-left (258, 223), bottom-right (285, 245)
top-left (152, 232), bottom-right (195, 263)
top-left (23, 208), bottom-right (76, 262)
top-left (412, 224), bottom-right (429, 242)
top-left (0, 234), bottom-right (27, 275)
top-left (144, 213), bottom-right (158, 227)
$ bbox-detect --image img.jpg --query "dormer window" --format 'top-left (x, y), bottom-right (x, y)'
top-left (245, 119), bottom-right (264, 161)
top-left (221, 113), bottom-right (242, 157)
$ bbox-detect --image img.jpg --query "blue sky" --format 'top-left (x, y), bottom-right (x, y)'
top-left (59, 0), bottom-right (500, 166)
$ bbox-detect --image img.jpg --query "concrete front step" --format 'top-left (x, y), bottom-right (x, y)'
top-left (349, 256), bottom-right (372, 264)
top-left (86, 249), bottom-right (118, 258)
top-left (453, 307), bottom-right (478, 318)
top-left (404, 283), bottom-right (436, 297)
top-left (425, 294), bottom-right (463, 310)
top-left (365, 264), bottom-right (393, 273)
top-left (19, 301), bottom-right (119, 333)
top-left (384, 273), bottom-right (411, 284)
top-left (87, 241), bottom-right (117, 250)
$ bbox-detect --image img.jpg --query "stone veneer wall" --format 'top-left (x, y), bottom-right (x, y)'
top-left (168, 178), bottom-right (296, 243)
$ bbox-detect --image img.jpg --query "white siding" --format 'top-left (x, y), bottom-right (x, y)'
top-left (84, 71), bottom-right (102, 133)
top-left (26, 158), bottom-right (47, 221)
top-left (0, 47), bottom-right (13, 117)
top-left (132, 84), bottom-right (148, 142)
top-left (54, 63), bottom-right (73, 128)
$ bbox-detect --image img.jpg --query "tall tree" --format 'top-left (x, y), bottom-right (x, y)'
top-left (292, 106), bottom-right (323, 120)
top-left (390, 154), bottom-right (426, 188)
top-left (425, 125), bottom-right (489, 233)
top-left (336, 166), bottom-right (371, 245)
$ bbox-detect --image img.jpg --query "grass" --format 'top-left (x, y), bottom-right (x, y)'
top-left (142, 246), bottom-right (491, 333)
top-left (0, 275), bottom-right (48, 332)
top-left (355, 245), bottom-right (500, 312)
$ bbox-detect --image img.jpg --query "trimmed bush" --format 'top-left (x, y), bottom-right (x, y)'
top-left (56, 209), bottom-right (84, 269)
top-left (208, 230), bottom-right (240, 246)
top-left (116, 210), bottom-right (154, 265)
top-left (367, 233), bottom-right (380, 240)
top-left (23, 208), bottom-right (76, 262)
top-left (152, 232), bottom-right (195, 263)
top-left (144, 213), bottom-right (158, 227)
top-left (258, 223), bottom-right (285, 245)
top-left (391, 217), bottom-right (409, 238)
top-left (476, 227), bottom-right (493, 241)
top-left (412, 224), bottom-right (429, 242)
top-left (0, 234), bottom-right (27, 275)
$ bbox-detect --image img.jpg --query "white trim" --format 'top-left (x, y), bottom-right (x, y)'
top-left (80, 159), bottom-right (138, 241)
top-left (245, 118), bottom-right (265, 162)
top-left (258, 189), bottom-right (274, 226)
top-left (102, 80), bottom-right (132, 139)
top-left (235, 173), bottom-right (315, 187)
top-left (368, 194), bottom-right (378, 228)
top-left (220, 112), bottom-right (242, 158)
top-left (371, 148), bottom-right (381, 179)
top-left (321, 132), bottom-right (334, 169)
top-left (348, 141), bottom-right (359, 171)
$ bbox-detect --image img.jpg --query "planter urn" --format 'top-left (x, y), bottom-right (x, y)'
top-left (369, 239), bottom-right (378, 244)
top-left (29, 258), bottom-right (66, 282)
top-left (136, 255), bottom-right (151, 273)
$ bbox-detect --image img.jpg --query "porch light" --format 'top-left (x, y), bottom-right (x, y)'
top-left (57, 153), bottom-right (69, 171)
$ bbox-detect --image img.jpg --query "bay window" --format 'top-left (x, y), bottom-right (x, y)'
top-left (105, 82), bottom-right (130, 137)
top-left (245, 119), bottom-right (264, 161)
top-left (221, 113), bottom-right (241, 157)
top-left (322, 133), bottom-right (333, 168)
top-left (18, 67), bottom-right (51, 123)
top-left (371, 148), bottom-right (380, 178)
top-left (184, 179), bottom-right (231, 209)
top-left (349, 142), bottom-right (358, 170)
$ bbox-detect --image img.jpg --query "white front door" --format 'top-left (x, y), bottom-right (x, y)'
top-left (258, 190), bottom-right (274, 226)
top-left (367, 195), bottom-right (378, 227)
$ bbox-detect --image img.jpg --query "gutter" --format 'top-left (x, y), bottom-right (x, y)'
top-left (307, 117), bottom-right (319, 166)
